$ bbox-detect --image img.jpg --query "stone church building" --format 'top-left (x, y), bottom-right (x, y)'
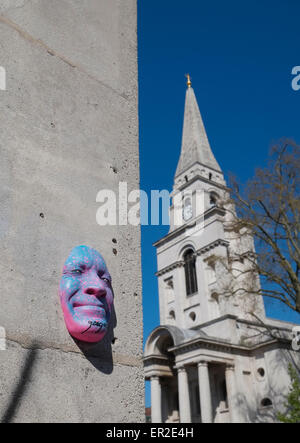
top-left (144, 78), bottom-right (300, 423)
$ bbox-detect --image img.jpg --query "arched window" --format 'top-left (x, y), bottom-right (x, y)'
top-left (184, 249), bottom-right (198, 296)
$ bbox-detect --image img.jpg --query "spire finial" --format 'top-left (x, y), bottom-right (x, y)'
top-left (185, 73), bottom-right (192, 88)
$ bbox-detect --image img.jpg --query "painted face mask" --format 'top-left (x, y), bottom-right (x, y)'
top-left (59, 245), bottom-right (114, 343)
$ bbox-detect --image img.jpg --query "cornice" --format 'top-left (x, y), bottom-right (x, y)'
top-left (156, 260), bottom-right (184, 277)
top-left (153, 207), bottom-right (226, 249)
top-left (156, 239), bottom-right (229, 276)
top-left (175, 162), bottom-right (225, 181)
top-left (168, 336), bottom-right (289, 357)
top-left (143, 354), bottom-right (170, 365)
top-left (196, 238), bottom-right (229, 256)
top-left (174, 173), bottom-right (228, 193)
top-left (169, 337), bottom-right (236, 356)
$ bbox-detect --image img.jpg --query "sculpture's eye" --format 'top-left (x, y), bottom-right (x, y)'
top-left (72, 269), bottom-right (83, 275)
top-left (101, 277), bottom-right (110, 284)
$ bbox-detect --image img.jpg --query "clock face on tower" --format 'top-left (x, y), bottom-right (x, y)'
top-left (183, 198), bottom-right (193, 221)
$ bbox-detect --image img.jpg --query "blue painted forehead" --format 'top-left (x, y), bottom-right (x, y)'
top-left (64, 245), bottom-right (107, 270)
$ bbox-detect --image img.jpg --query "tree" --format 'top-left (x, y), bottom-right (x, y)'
top-left (277, 364), bottom-right (300, 423)
top-left (223, 140), bottom-right (300, 315)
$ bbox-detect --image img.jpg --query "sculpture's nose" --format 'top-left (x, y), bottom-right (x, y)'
top-left (84, 275), bottom-right (107, 298)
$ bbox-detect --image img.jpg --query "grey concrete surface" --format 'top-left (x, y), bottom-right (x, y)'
top-left (0, 340), bottom-right (144, 423)
top-left (0, 0), bottom-right (143, 422)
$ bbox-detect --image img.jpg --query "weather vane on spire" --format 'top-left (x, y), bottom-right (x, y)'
top-left (185, 73), bottom-right (192, 88)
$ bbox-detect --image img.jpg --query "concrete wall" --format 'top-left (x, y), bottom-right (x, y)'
top-left (0, 0), bottom-right (144, 423)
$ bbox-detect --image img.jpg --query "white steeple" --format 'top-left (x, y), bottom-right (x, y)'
top-left (154, 75), bottom-right (265, 330)
top-left (175, 77), bottom-right (222, 180)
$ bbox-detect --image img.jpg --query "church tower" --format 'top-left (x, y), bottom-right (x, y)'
top-left (144, 77), bottom-right (298, 424)
top-left (155, 76), bottom-right (264, 331)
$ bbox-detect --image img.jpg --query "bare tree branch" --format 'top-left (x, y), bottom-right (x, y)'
top-left (221, 139), bottom-right (300, 314)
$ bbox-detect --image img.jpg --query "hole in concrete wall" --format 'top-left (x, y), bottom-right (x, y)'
top-left (112, 248), bottom-right (117, 255)
top-left (209, 173), bottom-right (212, 180)
top-left (189, 312), bottom-right (196, 322)
top-left (112, 238), bottom-right (117, 244)
top-left (39, 213), bottom-right (44, 219)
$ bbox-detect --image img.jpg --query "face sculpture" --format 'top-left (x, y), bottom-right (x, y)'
top-left (59, 246), bottom-right (113, 343)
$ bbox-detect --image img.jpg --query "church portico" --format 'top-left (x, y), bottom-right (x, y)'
top-left (144, 325), bottom-right (240, 423)
top-left (146, 352), bottom-right (238, 423)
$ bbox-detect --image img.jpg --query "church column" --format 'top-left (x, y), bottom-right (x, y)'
top-left (225, 364), bottom-right (240, 423)
top-left (177, 366), bottom-right (191, 423)
top-left (197, 361), bottom-right (213, 423)
top-left (150, 376), bottom-right (162, 423)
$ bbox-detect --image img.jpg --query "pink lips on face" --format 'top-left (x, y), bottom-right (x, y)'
top-left (73, 301), bottom-right (104, 309)
top-left (73, 302), bottom-right (106, 318)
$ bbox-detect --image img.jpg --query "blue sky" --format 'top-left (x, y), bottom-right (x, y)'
top-left (138, 0), bottom-right (300, 406)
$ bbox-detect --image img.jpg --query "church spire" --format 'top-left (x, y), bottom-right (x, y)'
top-left (175, 78), bottom-right (221, 178)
